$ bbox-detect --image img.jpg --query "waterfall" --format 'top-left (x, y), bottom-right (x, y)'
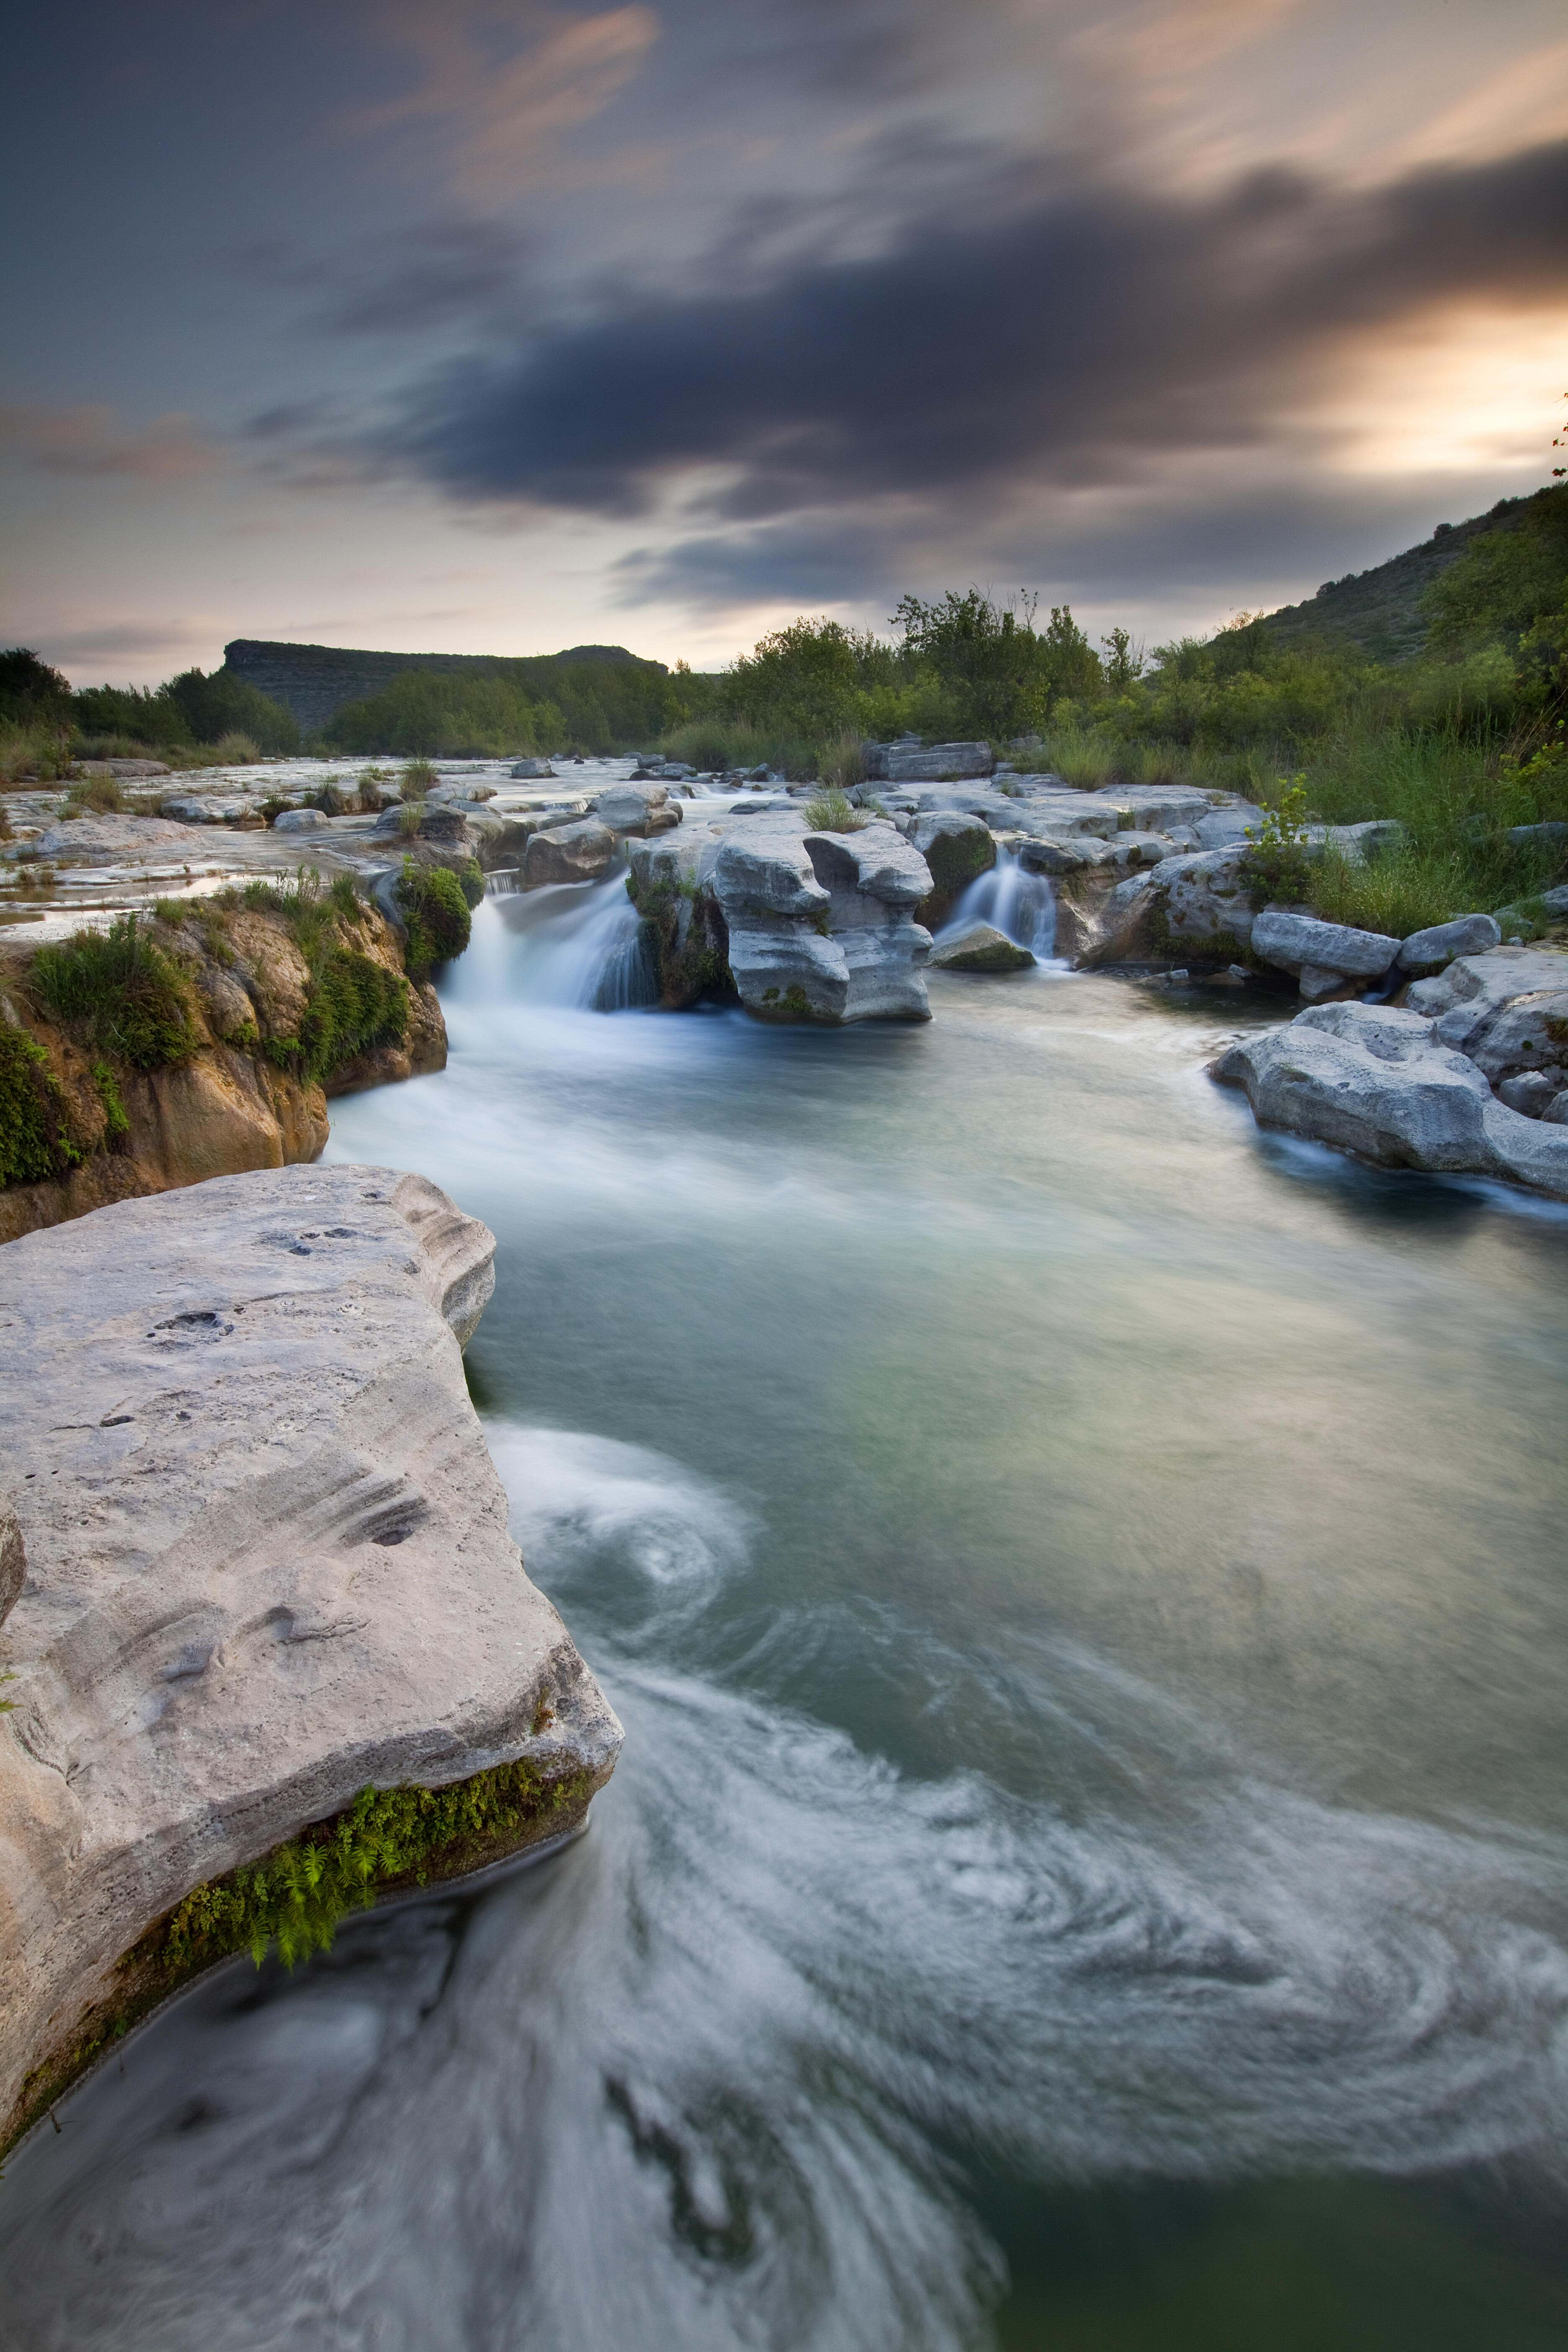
top-left (939, 844), bottom-right (1057, 957)
top-left (453, 876), bottom-right (657, 1013)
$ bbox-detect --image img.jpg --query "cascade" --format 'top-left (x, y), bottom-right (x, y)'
top-left (939, 844), bottom-right (1057, 957)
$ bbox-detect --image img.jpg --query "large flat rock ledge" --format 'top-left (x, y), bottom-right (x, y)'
top-left (0, 1165), bottom-right (622, 2151)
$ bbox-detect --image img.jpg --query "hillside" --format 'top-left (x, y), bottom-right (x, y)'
top-left (1263, 490), bottom-right (1555, 663)
top-left (221, 639), bottom-right (665, 733)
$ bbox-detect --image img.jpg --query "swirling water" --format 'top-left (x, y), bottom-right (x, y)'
top-left (5, 887), bottom-right (1568, 2349)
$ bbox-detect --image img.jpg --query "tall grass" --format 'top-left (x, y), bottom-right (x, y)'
top-left (656, 716), bottom-right (815, 777)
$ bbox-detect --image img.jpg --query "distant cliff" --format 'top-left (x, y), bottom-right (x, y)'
top-left (221, 640), bottom-right (664, 734)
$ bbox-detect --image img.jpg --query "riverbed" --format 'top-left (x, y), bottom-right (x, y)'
top-left (3, 882), bottom-right (1566, 2349)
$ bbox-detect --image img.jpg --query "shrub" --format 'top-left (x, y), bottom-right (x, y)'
top-left (213, 731), bottom-right (260, 764)
top-left (803, 787), bottom-right (869, 833)
top-left (396, 858), bottom-right (472, 975)
top-left (395, 800), bottom-right (424, 838)
top-left (400, 757), bottom-right (438, 799)
top-left (1240, 780), bottom-right (1315, 905)
top-left (31, 917), bottom-right (196, 1068)
top-left (0, 1025), bottom-right (82, 1186)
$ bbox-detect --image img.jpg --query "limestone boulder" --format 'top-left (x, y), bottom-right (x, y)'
top-left (593, 782), bottom-right (681, 836)
top-left (271, 807), bottom-right (330, 833)
top-left (1211, 1000), bottom-right (1568, 1199)
top-left (0, 1166), bottom-right (622, 2151)
top-left (885, 740), bottom-right (994, 783)
top-left (1160, 848), bottom-right (1258, 949)
top-left (1250, 908), bottom-right (1399, 984)
top-left (509, 758), bottom-right (556, 779)
top-left (1194, 803), bottom-right (1265, 850)
top-left (930, 923), bottom-right (1034, 973)
top-left (522, 818), bottom-right (616, 886)
top-left (1398, 913), bottom-right (1503, 974)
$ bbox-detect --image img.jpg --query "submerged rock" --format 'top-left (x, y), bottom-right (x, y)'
top-left (0, 1166), bottom-right (622, 2153)
top-left (929, 923), bottom-right (1035, 973)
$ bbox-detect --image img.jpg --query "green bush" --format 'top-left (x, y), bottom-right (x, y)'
top-left (0, 1025), bottom-right (82, 1186)
top-left (400, 757), bottom-right (438, 797)
top-left (214, 731), bottom-right (260, 764)
top-left (396, 859), bottom-right (472, 976)
top-left (31, 917), bottom-right (196, 1068)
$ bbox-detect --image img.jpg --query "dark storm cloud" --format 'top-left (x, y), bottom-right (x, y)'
top-left (611, 480), bottom-right (1465, 614)
top-left (381, 139), bottom-right (1568, 524)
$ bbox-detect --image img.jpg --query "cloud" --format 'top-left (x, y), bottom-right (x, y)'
top-left (355, 3), bottom-right (660, 199)
top-left (0, 404), bottom-right (219, 481)
top-left (235, 218), bottom-right (533, 338)
top-left (377, 138), bottom-right (1568, 538)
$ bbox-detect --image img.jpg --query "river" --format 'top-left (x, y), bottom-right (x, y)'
top-left (3, 870), bottom-right (1567, 2349)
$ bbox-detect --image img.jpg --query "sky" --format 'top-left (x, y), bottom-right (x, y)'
top-left (3, 0), bottom-right (1566, 685)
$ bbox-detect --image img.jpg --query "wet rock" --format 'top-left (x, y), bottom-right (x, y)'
top-left (929, 923), bottom-right (1034, 973)
top-left (0, 1165), bottom-right (623, 2151)
top-left (1250, 908), bottom-right (1399, 983)
top-left (1398, 913), bottom-right (1503, 973)
top-left (523, 819), bottom-right (616, 886)
top-left (509, 758), bottom-right (556, 779)
top-left (1212, 999), bottom-right (1568, 1199)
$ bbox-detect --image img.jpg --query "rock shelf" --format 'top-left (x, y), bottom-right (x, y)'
top-left (0, 1165), bottom-right (622, 2153)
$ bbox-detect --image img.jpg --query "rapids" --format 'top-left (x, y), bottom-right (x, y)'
top-left (3, 883), bottom-right (1567, 2349)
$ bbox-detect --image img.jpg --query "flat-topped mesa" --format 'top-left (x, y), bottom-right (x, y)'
top-left (0, 1165), bottom-right (622, 2154)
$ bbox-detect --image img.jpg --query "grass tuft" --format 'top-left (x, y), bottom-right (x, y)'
top-left (30, 917), bottom-right (196, 1068)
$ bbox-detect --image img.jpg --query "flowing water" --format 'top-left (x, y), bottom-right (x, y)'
top-left (939, 844), bottom-right (1059, 958)
top-left (5, 882), bottom-right (1568, 2349)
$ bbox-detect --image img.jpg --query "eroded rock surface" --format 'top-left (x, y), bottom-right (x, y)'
top-left (0, 1165), bottom-right (622, 2151)
top-left (1212, 980), bottom-right (1568, 1198)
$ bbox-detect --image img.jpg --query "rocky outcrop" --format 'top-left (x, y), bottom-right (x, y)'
top-left (0, 1166), bottom-right (622, 2153)
top-left (712, 820), bottom-right (934, 1023)
top-left (0, 900), bottom-right (446, 1245)
top-left (1212, 954), bottom-right (1568, 1197)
